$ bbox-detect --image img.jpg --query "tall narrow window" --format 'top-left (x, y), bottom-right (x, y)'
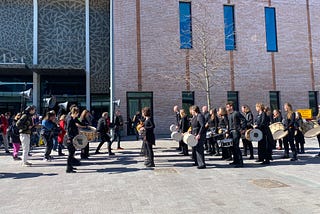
top-left (182, 91), bottom-right (194, 116)
top-left (265, 7), bottom-right (278, 52)
top-left (269, 91), bottom-right (280, 111)
top-left (179, 2), bottom-right (192, 49)
top-left (309, 91), bottom-right (318, 116)
top-left (223, 5), bottom-right (236, 51)
top-left (227, 91), bottom-right (239, 111)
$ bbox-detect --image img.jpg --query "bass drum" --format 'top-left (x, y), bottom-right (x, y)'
top-left (272, 130), bottom-right (288, 140)
top-left (304, 126), bottom-right (320, 138)
top-left (249, 129), bottom-right (263, 141)
top-left (171, 131), bottom-right (182, 142)
top-left (183, 133), bottom-right (197, 147)
top-left (73, 134), bottom-right (89, 150)
top-left (170, 124), bottom-right (178, 132)
top-left (269, 122), bottom-right (285, 135)
top-left (245, 129), bottom-right (253, 141)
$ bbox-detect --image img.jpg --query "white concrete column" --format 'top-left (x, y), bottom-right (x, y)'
top-left (85, 0), bottom-right (91, 110)
top-left (32, 72), bottom-right (40, 109)
top-left (110, 0), bottom-right (114, 122)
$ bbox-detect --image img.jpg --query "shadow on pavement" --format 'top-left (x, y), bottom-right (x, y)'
top-left (0, 172), bottom-right (58, 179)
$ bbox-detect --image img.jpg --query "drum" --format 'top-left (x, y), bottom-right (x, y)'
top-left (269, 122), bottom-right (285, 135)
top-left (249, 129), bottom-right (263, 141)
top-left (73, 134), bottom-right (89, 150)
top-left (171, 131), bottom-right (182, 142)
top-left (245, 129), bottom-right (253, 141)
top-left (183, 133), bottom-right (197, 147)
top-left (218, 138), bottom-right (233, 147)
top-left (80, 126), bottom-right (97, 141)
top-left (170, 124), bottom-right (178, 132)
top-left (206, 131), bottom-right (211, 139)
top-left (304, 126), bottom-right (320, 138)
top-left (272, 130), bottom-right (288, 140)
top-left (301, 120), bottom-right (319, 135)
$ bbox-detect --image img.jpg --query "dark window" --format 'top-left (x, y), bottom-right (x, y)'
top-left (182, 91), bottom-right (194, 116)
top-left (265, 7), bottom-right (278, 52)
top-left (179, 2), bottom-right (192, 49)
top-left (223, 5), bottom-right (236, 51)
top-left (309, 91), bottom-right (318, 116)
top-left (227, 91), bottom-right (239, 111)
top-left (269, 91), bottom-right (280, 112)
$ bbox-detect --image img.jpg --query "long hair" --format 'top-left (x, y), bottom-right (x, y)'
top-left (284, 103), bottom-right (293, 119)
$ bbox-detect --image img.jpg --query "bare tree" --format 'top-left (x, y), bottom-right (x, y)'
top-left (157, 2), bottom-right (232, 110)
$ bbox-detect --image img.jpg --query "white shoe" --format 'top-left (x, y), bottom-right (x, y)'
top-left (22, 162), bottom-right (32, 167)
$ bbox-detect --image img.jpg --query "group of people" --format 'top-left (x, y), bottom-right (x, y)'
top-left (173, 102), bottom-right (320, 169)
top-left (0, 104), bottom-right (127, 173)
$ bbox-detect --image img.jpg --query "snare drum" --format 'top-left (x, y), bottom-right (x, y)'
top-left (218, 138), bottom-right (233, 147)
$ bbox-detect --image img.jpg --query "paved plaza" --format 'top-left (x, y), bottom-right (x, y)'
top-left (0, 137), bottom-right (320, 214)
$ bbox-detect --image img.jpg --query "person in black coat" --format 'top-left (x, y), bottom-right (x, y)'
top-left (179, 109), bottom-right (189, 156)
top-left (217, 107), bottom-right (230, 159)
top-left (95, 112), bottom-right (114, 156)
top-left (141, 107), bottom-right (155, 167)
top-left (66, 107), bottom-right (86, 173)
top-left (283, 103), bottom-right (298, 161)
top-left (173, 105), bottom-right (182, 151)
top-left (190, 105), bottom-right (206, 169)
top-left (241, 105), bottom-right (254, 159)
top-left (206, 108), bottom-right (218, 155)
top-left (271, 109), bottom-right (283, 150)
top-left (254, 103), bottom-right (273, 164)
top-left (226, 102), bottom-right (246, 167)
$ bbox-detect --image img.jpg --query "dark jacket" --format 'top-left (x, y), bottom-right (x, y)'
top-left (66, 117), bottom-right (79, 140)
top-left (284, 112), bottom-right (296, 131)
top-left (218, 115), bottom-right (229, 129)
top-left (97, 117), bottom-right (109, 137)
top-left (228, 111), bottom-right (246, 132)
top-left (8, 120), bottom-right (21, 144)
top-left (255, 111), bottom-right (274, 145)
top-left (190, 113), bottom-right (206, 136)
top-left (144, 117), bottom-right (155, 145)
top-left (243, 111), bottom-right (253, 129)
top-left (179, 116), bottom-right (190, 133)
top-left (16, 112), bottom-right (33, 134)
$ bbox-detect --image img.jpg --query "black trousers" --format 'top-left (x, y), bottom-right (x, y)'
top-left (144, 141), bottom-right (154, 165)
top-left (67, 143), bottom-right (76, 170)
top-left (258, 135), bottom-right (272, 161)
top-left (42, 135), bottom-right (53, 159)
top-left (113, 129), bottom-right (121, 148)
top-left (192, 137), bottom-right (206, 167)
top-left (81, 143), bottom-right (89, 158)
top-left (294, 130), bottom-right (305, 153)
top-left (242, 138), bottom-right (253, 157)
top-left (179, 140), bottom-right (189, 155)
top-left (231, 130), bottom-right (243, 165)
top-left (96, 134), bottom-right (112, 154)
top-left (283, 129), bottom-right (297, 157)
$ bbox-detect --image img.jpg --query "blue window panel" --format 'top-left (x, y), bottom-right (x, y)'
top-left (265, 7), bottom-right (278, 52)
top-left (179, 2), bottom-right (192, 49)
top-left (223, 5), bottom-right (236, 51)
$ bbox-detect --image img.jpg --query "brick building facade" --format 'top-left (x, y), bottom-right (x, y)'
top-left (113, 0), bottom-right (320, 134)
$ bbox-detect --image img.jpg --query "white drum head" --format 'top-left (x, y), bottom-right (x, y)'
top-left (250, 129), bottom-right (263, 141)
top-left (73, 134), bottom-right (89, 150)
top-left (171, 131), bottom-right (182, 142)
top-left (183, 133), bottom-right (197, 147)
top-left (170, 124), bottom-right (178, 132)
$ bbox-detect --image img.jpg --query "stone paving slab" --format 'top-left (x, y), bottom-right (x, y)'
top-left (0, 137), bottom-right (320, 214)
